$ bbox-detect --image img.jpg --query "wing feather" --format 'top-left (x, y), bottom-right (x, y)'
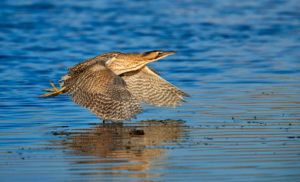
top-left (121, 66), bottom-right (189, 107)
top-left (64, 61), bottom-right (143, 121)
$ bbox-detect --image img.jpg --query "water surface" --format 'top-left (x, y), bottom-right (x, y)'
top-left (0, 0), bottom-right (299, 181)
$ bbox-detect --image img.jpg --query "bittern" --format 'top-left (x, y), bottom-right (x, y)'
top-left (40, 50), bottom-right (189, 121)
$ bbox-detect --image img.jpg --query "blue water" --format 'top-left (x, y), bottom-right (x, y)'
top-left (0, 0), bottom-right (300, 181)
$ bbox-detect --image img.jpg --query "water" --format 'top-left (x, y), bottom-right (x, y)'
top-left (0, 0), bottom-right (299, 181)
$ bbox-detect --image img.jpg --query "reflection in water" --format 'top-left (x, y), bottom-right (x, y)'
top-left (57, 119), bottom-right (186, 176)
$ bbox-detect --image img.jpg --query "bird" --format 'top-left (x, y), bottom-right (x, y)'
top-left (39, 50), bottom-right (189, 122)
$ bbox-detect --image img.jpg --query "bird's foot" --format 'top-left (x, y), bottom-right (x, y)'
top-left (39, 81), bottom-right (66, 98)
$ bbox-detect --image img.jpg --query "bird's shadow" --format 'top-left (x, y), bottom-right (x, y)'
top-left (50, 119), bottom-right (188, 172)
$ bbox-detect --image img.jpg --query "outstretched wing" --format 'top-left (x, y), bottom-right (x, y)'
top-left (121, 66), bottom-right (189, 107)
top-left (65, 56), bottom-right (102, 79)
top-left (64, 61), bottom-right (143, 121)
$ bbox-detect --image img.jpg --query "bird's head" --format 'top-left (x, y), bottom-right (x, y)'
top-left (138, 50), bottom-right (177, 61)
top-left (110, 50), bottom-right (176, 62)
top-left (106, 50), bottom-right (177, 75)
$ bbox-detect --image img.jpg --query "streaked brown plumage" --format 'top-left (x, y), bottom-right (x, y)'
top-left (40, 50), bottom-right (189, 121)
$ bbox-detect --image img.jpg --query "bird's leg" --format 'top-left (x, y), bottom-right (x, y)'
top-left (43, 80), bottom-right (65, 92)
top-left (50, 81), bottom-right (59, 92)
top-left (43, 81), bottom-right (59, 92)
top-left (39, 81), bottom-right (66, 98)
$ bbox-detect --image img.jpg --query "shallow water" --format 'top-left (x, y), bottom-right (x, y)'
top-left (0, 0), bottom-right (300, 181)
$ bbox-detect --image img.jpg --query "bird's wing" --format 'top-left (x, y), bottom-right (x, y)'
top-left (67, 57), bottom-right (100, 78)
top-left (121, 66), bottom-right (190, 107)
top-left (64, 61), bottom-right (143, 121)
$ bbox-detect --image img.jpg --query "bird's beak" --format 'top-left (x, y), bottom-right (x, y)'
top-left (163, 51), bottom-right (177, 56)
top-left (156, 51), bottom-right (177, 60)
